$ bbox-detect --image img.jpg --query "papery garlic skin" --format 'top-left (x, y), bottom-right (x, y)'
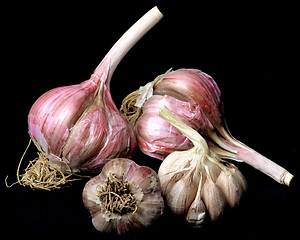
top-left (82, 158), bottom-right (164, 234)
top-left (28, 80), bottom-right (96, 169)
top-left (153, 69), bottom-right (221, 125)
top-left (135, 95), bottom-right (212, 160)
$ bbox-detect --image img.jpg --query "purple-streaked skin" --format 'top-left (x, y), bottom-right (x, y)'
top-left (27, 7), bottom-right (163, 174)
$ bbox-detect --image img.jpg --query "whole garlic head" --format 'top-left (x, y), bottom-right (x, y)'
top-left (82, 158), bottom-right (164, 234)
top-left (157, 106), bottom-right (247, 226)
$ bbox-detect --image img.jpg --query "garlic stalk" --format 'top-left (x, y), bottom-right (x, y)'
top-left (20, 7), bottom-right (163, 190)
top-left (157, 106), bottom-right (247, 225)
top-left (82, 158), bottom-right (164, 234)
top-left (121, 68), bottom-right (294, 186)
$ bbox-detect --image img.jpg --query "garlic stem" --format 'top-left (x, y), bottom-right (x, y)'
top-left (235, 146), bottom-right (293, 186)
top-left (94, 6), bottom-right (163, 85)
top-left (158, 106), bottom-right (209, 154)
top-left (213, 125), bottom-right (293, 185)
top-left (208, 131), bottom-right (237, 155)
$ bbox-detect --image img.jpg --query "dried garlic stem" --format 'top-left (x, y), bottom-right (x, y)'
top-left (236, 146), bottom-right (293, 186)
top-left (216, 125), bottom-right (293, 186)
top-left (94, 6), bottom-right (163, 85)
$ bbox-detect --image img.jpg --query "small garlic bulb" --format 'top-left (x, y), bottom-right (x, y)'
top-left (157, 106), bottom-right (247, 226)
top-left (82, 158), bottom-right (164, 234)
top-left (121, 69), bottom-right (215, 160)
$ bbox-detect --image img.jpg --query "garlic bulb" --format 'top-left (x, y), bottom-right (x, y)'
top-left (134, 95), bottom-right (211, 159)
top-left (157, 106), bottom-right (247, 225)
top-left (82, 158), bottom-right (164, 234)
top-left (20, 7), bottom-right (163, 190)
top-left (121, 69), bottom-right (214, 160)
top-left (121, 68), bottom-right (294, 186)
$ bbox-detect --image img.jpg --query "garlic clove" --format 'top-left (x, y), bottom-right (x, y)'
top-left (91, 211), bottom-right (116, 233)
top-left (158, 148), bottom-right (199, 193)
top-left (201, 174), bottom-right (227, 221)
top-left (186, 198), bottom-right (206, 228)
top-left (216, 171), bottom-right (242, 208)
top-left (28, 82), bottom-right (96, 163)
top-left (164, 175), bottom-right (198, 215)
top-left (231, 164), bottom-right (247, 193)
top-left (82, 173), bottom-right (105, 216)
top-left (125, 166), bottom-right (161, 193)
top-left (186, 173), bottom-right (206, 228)
top-left (216, 162), bottom-right (247, 208)
top-left (62, 102), bottom-right (108, 171)
top-left (132, 193), bottom-right (165, 227)
top-left (100, 157), bottom-right (136, 179)
top-left (158, 150), bottom-right (199, 215)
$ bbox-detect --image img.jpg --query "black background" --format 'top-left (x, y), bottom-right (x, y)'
top-left (1, 1), bottom-right (299, 239)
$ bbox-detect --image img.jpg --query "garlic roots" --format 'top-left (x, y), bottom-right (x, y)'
top-left (19, 7), bottom-right (163, 190)
top-left (121, 68), bottom-right (293, 186)
top-left (157, 106), bottom-right (247, 226)
top-left (82, 158), bottom-right (164, 234)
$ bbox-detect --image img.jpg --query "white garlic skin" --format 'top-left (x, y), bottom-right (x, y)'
top-left (158, 150), bottom-right (247, 224)
top-left (82, 158), bottom-right (164, 234)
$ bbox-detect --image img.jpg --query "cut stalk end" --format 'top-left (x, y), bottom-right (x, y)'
top-left (150, 6), bottom-right (164, 21)
top-left (211, 126), bottom-right (294, 186)
top-left (282, 171), bottom-right (294, 186)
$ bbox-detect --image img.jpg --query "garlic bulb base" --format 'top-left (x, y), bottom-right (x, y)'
top-left (97, 174), bottom-right (139, 215)
top-left (17, 153), bottom-right (75, 191)
top-left (83, 158), bottom-right (164, 234)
